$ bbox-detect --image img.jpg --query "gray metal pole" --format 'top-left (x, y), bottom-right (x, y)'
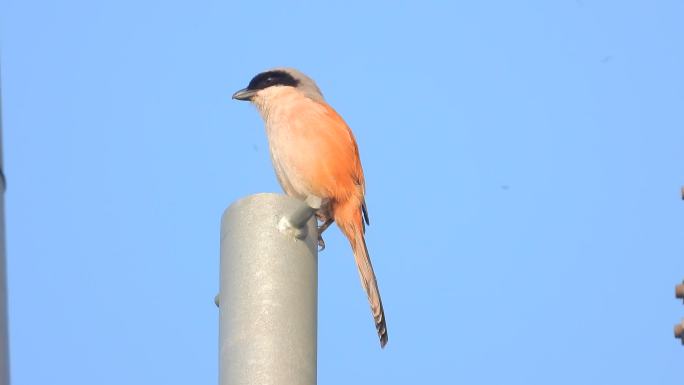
top-left (219, 193), bottom-right (318, 385)
top-left (0, 67), bottom-right (10, 385)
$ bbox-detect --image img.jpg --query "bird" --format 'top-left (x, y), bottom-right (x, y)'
top-left (232, 68), bottom-right (388, 348)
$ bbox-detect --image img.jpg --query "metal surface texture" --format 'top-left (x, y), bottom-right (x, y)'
top-left (0, 72), bottom-right (10, 385)
top-left (219, 193), bottom-right (318, 385)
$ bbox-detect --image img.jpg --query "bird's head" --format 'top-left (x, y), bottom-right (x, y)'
top-left (232, 68), bottom-right (324, 109)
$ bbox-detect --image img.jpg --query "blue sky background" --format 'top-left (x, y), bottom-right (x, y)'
top-left (1, 1), bottom-right (683, 384)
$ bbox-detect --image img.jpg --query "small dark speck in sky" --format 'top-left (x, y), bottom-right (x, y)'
top-left (601, 56), bottom-right (613, 63)
top-left (252, 144), bottom-right (259, 152)
top-left (501, 185), bottom-right (510, 190)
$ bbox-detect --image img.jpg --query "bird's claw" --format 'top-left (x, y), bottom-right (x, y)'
top-left (316, 217), bottom-right (333, 252)
top-left (317, 234), bottom-right (326, 251)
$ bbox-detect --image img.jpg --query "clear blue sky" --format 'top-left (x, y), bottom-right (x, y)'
top-left (1, 1), bottom-right (683, 384)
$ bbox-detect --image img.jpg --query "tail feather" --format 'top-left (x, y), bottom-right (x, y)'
top-left (337, 208), bottom-right (388, 348)
top-left (354, 233), bottom-right (388, 348)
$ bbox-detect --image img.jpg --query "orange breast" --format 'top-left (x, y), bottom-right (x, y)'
top-left (267, 96), bottom-right (365, 204)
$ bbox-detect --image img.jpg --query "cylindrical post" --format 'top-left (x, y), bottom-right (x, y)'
top-left (219, 193), bottom-right (318, 385)
top-left (0, 71), bottom-right (10, 385)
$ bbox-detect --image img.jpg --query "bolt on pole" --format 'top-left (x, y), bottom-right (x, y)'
top-left (674, 281), bottom-right (684, 344)
top-left (218, 193), bottom-right (318, 385)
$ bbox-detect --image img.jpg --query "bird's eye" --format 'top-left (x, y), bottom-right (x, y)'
top-left (267, 77), bottom-right (275, 83)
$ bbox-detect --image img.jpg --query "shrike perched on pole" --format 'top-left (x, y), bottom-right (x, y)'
top-left (233, 68), bottom-right (388, 348)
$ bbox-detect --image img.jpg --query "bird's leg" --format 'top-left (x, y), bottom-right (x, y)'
top-left (317, 217), bottom-right (334, 251)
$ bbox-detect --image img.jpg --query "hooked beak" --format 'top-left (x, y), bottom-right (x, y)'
top-left (232, 88), bottom-right (257, 101)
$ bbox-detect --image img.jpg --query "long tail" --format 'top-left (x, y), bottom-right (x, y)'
top-left (335, 202), bottom-right (388, 348)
